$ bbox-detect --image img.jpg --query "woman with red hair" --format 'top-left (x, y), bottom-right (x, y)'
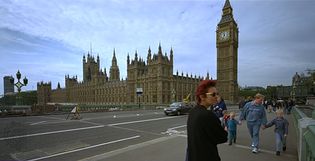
top-left (186, 80), bottom-right (227, 161)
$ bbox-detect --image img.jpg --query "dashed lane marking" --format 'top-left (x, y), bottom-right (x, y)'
top-left (108, 116), bottom-right (181, 126)
top-left (30, 121), bottom-right (47, 125)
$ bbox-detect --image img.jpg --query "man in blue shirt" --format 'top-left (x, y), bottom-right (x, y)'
top-left (239, 93), bottom-right (267, 153)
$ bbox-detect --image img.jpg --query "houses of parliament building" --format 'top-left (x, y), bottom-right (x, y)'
top-left (37, 0), bottom-right (239, 106)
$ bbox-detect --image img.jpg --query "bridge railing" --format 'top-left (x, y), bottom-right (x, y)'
top-left (58, 104), bottom-right (168, 113)
top-left (292, 106), bottom-right (315, 161)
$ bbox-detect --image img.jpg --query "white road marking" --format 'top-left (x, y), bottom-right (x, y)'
top-left (28, 112), bottom-right (164, 126)
top-left (161, 125), bottom-right (186, 135)
top-left (0, 125), bottom-right (104, 141)
top-left (79, 120), bottom-right (104, 126)
top-left (169, 125), bottom-right (186, 130)
top-left (38, 115), bottom-right (65, 120)
top-left (30, 121), bottom-right (47, 125)
top-left (27, 135), bottom-right (140, 161)
top-left (79, 135), bottom-right (176, 161)
top-left (107, 116), bottom-right (180, 126)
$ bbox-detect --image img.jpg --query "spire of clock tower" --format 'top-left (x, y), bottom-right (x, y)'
top-left (223, 0), bottom-right (231, 9)
top-left (219, 0), bottom-right (236, 25)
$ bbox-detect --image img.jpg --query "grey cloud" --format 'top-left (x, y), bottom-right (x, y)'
top-left (1, 0), bottom-right (315, 95)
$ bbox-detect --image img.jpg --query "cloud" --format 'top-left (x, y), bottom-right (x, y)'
top-left (0, 0), bottom-right (315, 95)
top-left (0, 27), bottom-right (83, 93)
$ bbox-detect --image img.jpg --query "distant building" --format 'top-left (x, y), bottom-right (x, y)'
top-left (3, 76), bottom-right (14, 95)
top-left (267, 70), bottom-right (315, 103)
top-left (291, 72), bottom-right (315, 102)
top-left (243, 86), bottom-right (265, 91)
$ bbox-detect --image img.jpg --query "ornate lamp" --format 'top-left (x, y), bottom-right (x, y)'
top-left (11, 70), bottom-right (28, 105)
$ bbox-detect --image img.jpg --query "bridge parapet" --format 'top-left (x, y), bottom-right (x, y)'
top-left (292, 106), bottom-right (315, 161)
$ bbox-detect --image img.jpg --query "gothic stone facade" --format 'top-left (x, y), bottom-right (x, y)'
top-left (216, 0), bottom-right (239, 103)
top-left (37, 44), bottom-right (204, 106)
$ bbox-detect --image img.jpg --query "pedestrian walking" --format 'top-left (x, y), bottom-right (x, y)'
top-left (263, 109), bottom-right (289, 156)
top-left (239, 93), bottom-right (267, 153)
top-left (226, 112), bottom-right (240, 145)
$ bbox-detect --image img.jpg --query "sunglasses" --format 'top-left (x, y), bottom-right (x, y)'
top-left (206, 92), bottom-right (219, 97)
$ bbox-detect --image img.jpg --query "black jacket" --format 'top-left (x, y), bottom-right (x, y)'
top-left (187, 105), bottom-right (227, 161)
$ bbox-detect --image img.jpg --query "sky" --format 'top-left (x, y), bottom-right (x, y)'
top-left (1, 0), bottom-right (315, 95)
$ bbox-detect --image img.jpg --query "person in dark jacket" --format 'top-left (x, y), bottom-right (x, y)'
top-left (212, 96), bottom-right (227, 118)
top-left (187, 80), bottom-right (228, 161)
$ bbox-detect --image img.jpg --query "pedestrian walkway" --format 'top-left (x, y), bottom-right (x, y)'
top-left (84, 109), bottom-right (298, 161)
top-left (218, 110), bottom-right (298, 161)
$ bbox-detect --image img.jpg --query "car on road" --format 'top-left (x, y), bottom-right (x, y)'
top-left (164, 102), bottom-right (193, 116)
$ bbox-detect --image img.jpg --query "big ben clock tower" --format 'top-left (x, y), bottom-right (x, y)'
top-left (216, 0), bottom-right (239, 103)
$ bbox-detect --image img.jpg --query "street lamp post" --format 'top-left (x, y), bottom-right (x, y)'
top-left (10, 70), bottom-right (28, 105)
top-left (136, 88), bottom-right (143, 109)
top-left (171, 89), bottom-right (176, 103)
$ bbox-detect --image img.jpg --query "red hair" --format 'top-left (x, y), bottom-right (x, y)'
top-left (195, 80), bottom-right (217, 104)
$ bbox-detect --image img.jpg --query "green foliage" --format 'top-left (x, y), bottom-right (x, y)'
top-left (239, 87), bottom-right (267, 99)
top-left (0, 95), bottom-right (16, 105)
top-left (0, 91), bottom-right (37, 106)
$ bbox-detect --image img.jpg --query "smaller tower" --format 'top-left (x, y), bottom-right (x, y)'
top-left (110, 49), bottom-right (120, 81)
top-left (135, 50), bottom-right (138, 61)
top-left (3, 76), bottom-right (14, 94)
top-left (127, 53), bottom-right (130, 65)
top-left (37, 81), bottom-right (52, 105)
top-left (97, 55), bottom-right (100, 69)
top-left (147, 47), bottom-right (152, 64)
top-left (170, 47), bottom-right (173, 64)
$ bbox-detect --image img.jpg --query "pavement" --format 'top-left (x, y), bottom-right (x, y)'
top-left (0, 107), bottom-right (298, 161)
top-left (87, 108), bottom-right (298, 161)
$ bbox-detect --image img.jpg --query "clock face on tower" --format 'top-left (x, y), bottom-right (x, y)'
top-left (219, 30), bottom-right (230, 41)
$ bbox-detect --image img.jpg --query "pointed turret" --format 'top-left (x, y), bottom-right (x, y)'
top-left (112, 49), bottom-right (117, 66)
top-left (158, 43), bottom-right (163, 63)
top-left (206, 72), bottom-right (210, 80)
top-left (170, 47), bottom-right (173, 63)
top-left (110, 49), bottom-right (120, 81)
top-left (223, 0), bottom-right (231, 9)
top-left (219, 0), bottom-right (235, 25)
top-left (158, 43), bottom-right (162, 55)
top-left (127, 53), bottom-right (130, 65)
top-left (147, 46), bottom-right (151, 63)
top-left (135, 50), bottom-right (138, 61)
top-left (97, 54), bottom-right (100, 69)
top-left (104, 67), bottom-right (108, 81)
